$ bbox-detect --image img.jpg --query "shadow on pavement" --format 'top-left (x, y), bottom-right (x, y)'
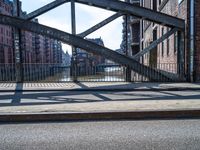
top-left (0, 83), bottom-right (199, 107)
top-left (11, 83), bottom-right (23, 105)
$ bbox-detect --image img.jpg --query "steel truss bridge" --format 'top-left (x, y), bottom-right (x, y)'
top-left (0, 0), bottom-right (186, 82)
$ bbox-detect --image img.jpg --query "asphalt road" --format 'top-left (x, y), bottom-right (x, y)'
top-left (0, 119), bottom-right (200, 150)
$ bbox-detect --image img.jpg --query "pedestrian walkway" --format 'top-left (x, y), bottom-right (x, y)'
top-left (0, 88), bottom-right (200, 114)
top-left (0, 82), bottom-right (200, 91)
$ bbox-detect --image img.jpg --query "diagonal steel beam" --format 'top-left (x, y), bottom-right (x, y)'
top-left (133, 28), bottom-right (179, 60)
top-left (75, 0), bottom-right (185, 29)
top-left (24, 0), bottom-right (70, 20)
top-left (0, 14), bottom-right (174, 81)
top-left (78, 12), bottom-right (123, 37)
top-left (24, 0), bottom-right (185, 29)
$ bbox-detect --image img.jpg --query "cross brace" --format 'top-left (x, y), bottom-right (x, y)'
top-left (78, 12), bottom-right (123, 37)
top-left (75, 0), bottom-right (184, 29)
top-left (25, 0), bottom-right (185, 29)
top-left (24, 0), bottom-right (71, 20)
top-left (133, 28), bottom-right (179, 60)
top-left (25, 2), bottom-right (123, 39)
top-left (0, 14), bottom-right (175, 81)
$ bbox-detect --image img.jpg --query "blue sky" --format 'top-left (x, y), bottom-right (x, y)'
top-left (21, 0), bottom-right (123, 54)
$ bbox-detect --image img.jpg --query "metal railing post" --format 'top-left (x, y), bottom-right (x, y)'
top-left (125, 14), bottom-right (132, 82)
top-left (71, 0), bottom-right (77, 82)
top-left (177, 31), bottom-right (185, 80)
top-left (14, 0), bottom-right (23, 82)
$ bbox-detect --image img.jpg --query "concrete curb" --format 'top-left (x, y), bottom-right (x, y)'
top-left (1, 110), bottom-right (200, 122)
top-left (0, 87), bottom-right (200, 92)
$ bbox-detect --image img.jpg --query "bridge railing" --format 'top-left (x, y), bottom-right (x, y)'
top-left (22, 63), bottom-right (71, 82)
top-left (0, 64), bottom-right (16, 82)
top-left (77, 64), bottom-right (126, 82)
top-left (0, 63), bottom-right (180, 82)
top-left (129, 63), bottom-right (178, 82)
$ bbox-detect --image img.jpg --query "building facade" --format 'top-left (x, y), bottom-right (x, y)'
top-left (140, 0), bottom-right (200, 81)
top-left (0, 0), bottom-right (64, 65)
top-left (121, 0), bottom-right (140, 57)
top-left (0, 0), bottom-right (14, 64)
top-left (141, 0), bottom-right (182, 72)
top-left (193, 0), bottom-right (200, 81)
top-left (76, 38), bottom-right (105, 76)
top-left (121, 0), bottom-right (200, 81)
top-left (62, 51), bottom-right (71, 66)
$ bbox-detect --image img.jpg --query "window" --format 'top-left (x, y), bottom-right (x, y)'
top-left (174, 33), bottom-right (178, 54)
top-left (161, 27), bottom-right (164, 57)
top-left (166, 28), bottom-right (170, 56)
top-left (1, 28), bottom-right (3, 34)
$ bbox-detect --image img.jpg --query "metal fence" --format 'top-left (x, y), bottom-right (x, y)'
top-left (0, 63), bottom-right (126, 82)
top-left (77, 64), bottom-right (126, 82)
top-left (194, 61), bottom-right (200, 82)
top-left (23, 64), bottom-right (71, 82)
top-left (130, 63), bottom-right (178, 82)
top-left (0, 63), bottom-right (181, 82)
top-left (0, 64), bottom-right (16, 82)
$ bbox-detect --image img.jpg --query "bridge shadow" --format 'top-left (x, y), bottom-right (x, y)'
top-left (0, 83), bottom-right (199, 108)
top-left (75, 82), bottom-right (112, 101)
top-left (11, 83), bottom-right (23, 105)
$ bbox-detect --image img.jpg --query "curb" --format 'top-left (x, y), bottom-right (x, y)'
top-left (1, 110), bottom-right (200, 122)
top-left (0, 87), bottom-right (200, 92)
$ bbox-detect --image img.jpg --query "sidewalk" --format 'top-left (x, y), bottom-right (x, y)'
top-left (0, 82), bottom-right (200, 122)
top-left (1, 94), bottom-right (200, 114)
top-left (0, 82), bottom-right (200, 91)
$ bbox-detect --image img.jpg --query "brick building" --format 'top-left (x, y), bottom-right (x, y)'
top-left (0, 0), bottom-right (14, 64)
top-left (140, 0), bottom-right (183, 73)
top-left (122, 0), bottom-right (200, 81)
top-left (139, 0), bottom-right (200, 81)
top-left (0, 0), bottom-right (64, 65)
top-left (62, 51), bottom-right (71, 66)
top-left (76, 38), bottom-right (105, 76)
top-left (121, 0), bottom-right (140, 57)
top-left (193, 0), bottom-right (200, 81)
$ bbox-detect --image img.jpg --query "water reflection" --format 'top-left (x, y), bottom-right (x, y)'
top-left (43, 66), bottom-right (126, 82)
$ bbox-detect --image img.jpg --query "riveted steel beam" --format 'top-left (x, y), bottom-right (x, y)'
top-left (177, 31), bottom-right (185, 78)
top-left (25, 0), bottom-right (185, 29)
top-left (0, 14), bottom-right (174, 81)
top-left (71, 0), bottom-right (78, 81)
top-left (79, 12), bottom-right (123, 37)
top-left (132, 28), bottom-right (179, 60)
top-left (14, 0), bottom-right (23, 82)
top-left (24, 0), bottom-right (70, 20)
top-left (75, 0), bottom-right (185, 29)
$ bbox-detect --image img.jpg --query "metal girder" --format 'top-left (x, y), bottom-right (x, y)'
top-left (177, 31), bottom-right (185, 78)
top-left (79, 12), bottom-right (123, 37)
top-left (24, 0), bottom-right (185, 29)
top-left (132, 28), bottom-right (179, 60)
top-left (0, 14), bottom-right (174, 81)
top-left (71, 0), bottom-right (78, 81)
top-left (24, 0), bottom-right (70, 20)
top-left (14, 0), bottom-right (23, 82)
top-left (75, 0), bottom-right (185, 29)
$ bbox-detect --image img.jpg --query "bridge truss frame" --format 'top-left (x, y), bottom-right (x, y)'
top-left (0, 0), bottom-right (186, 82)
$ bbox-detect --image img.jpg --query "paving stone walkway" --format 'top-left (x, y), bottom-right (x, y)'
top-left (0, 82), bottom-right (200, 91)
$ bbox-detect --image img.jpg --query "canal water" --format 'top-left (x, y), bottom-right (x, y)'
top-left (43, 66), bottom-right (126, 82)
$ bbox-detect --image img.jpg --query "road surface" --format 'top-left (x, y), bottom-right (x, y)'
top-left (0, 119), bottom-right (200, 150)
